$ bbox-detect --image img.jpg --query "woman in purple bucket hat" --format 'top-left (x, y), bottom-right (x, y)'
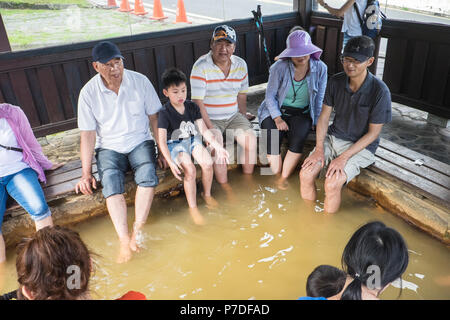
top-left (257, 30), bottom-right (328, 190)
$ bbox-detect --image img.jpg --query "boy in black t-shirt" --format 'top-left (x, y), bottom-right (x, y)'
top-left (158, 68), bottom-right (229, 224)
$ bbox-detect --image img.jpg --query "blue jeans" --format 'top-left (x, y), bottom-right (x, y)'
top-left (95, 140), bottom-right (158, 199)
top-left (167, 136), bottom-right (203, 161)
top-left (0, 168), bottom-right (51, 232)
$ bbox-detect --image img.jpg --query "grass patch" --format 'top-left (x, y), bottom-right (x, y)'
top-left (0, 0), bottom-right (88, 5)
top-left (1, 7), bottom-right (182, 51)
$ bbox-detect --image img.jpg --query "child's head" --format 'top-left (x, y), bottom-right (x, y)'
top-left (306, 265), bottom-right (346, 298)
top-left (161, 68), bottom-right (187, 106)
top-left (341, 221), bottom-right (409, 300)
top-left (16, 226), bottom-right (94, 300)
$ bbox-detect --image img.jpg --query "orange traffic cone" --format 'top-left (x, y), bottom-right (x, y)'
top-left (107, 0), bottom-right (118, 8)
top-left (133, 0), bottom-right (148, 15)
top-left (175, 0), bottom-right (191, 24)
top-left (118, 0), bottom-right (132, 12)
top-left (150, 0), bottom-right (168, 20)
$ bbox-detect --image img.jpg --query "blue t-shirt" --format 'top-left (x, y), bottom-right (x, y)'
top-left (298, 296), bottom-right (327, 300)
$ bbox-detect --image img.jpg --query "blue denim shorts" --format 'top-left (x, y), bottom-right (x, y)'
top-left (0, 168), bottom-right (51, 232)
top-left (95, 140), bottom-right (158, 199)
top-left (167, 135), bottom-right (203, 162)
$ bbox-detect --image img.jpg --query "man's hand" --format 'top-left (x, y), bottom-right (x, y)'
top-left (326, 154), bottom-right (348, 179)
top-left (274, 117), bottom-right (289, 131)
top-left (302, 148), bottom-right (325, 171)
top-left (75, 174), bottom-right (97, 195)
top-left (157, 152), bottom-right (169, 170)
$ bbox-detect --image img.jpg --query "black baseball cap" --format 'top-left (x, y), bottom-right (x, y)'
top-left (342, 36), bottom-right (375, 62)
top-left (92, 41), bottom-right (124, 64)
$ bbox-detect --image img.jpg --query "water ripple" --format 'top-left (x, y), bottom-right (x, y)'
top-left (259, 232), bottom-right (274, 248)
top-left (257, 245), bottom-right (294, 268)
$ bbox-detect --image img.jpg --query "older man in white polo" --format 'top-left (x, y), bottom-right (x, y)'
top-left (75, 41), bottom-right (164, 263)
top-left (191, 25), bottom-right (257, 192)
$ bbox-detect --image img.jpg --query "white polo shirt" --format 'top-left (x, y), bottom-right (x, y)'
top-left (342, 0), bottom-right (367, 36)
top-left (77, 69), bottom-right (162, 154)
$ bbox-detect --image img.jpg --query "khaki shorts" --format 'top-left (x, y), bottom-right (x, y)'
top-left (210, 112), bottom-right (253, 133)
top-left (310, 134), bottom-right (375, 184)
top-left (210, 112), bottom-right (254, 147)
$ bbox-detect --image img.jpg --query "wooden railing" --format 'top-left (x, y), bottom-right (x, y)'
top-left (1, 8), bottom-right (449, 138)
top-left (0, 12), bottom-right (300, 137)
top-left (310, 12), bottom-right (450, 119)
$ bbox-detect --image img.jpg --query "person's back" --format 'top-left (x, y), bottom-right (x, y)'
top-left (331, 221), bottom-right (409, 300)
top-left (342, 0), bottom-right (367, 37)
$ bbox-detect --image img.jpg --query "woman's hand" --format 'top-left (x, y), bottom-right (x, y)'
top-left (47, 162), bottom-right (65, 171)
top-left (274, 117), bottom-right (289, 131)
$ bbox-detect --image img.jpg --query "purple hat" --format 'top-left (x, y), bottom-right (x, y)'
top-left (277, 30), bottom-right (322, 60)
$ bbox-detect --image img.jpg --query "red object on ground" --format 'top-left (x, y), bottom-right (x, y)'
top-left (175, 0), bottom-right (192, 24)
top-left (118, 0), bottom-right (132, 12)
top-left (116, 291), bottom-right (147, 300)
top-left (133, 0), bottom-right (148, 15)
top-left (107, 0), bottom-right (118, 8)
top-left (150, 0), bottom-right (168, 20)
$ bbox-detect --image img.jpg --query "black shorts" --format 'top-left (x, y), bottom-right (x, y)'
top-left (260, 108), bottom-right (312, 155)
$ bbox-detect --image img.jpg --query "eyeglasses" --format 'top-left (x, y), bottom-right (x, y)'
top-left (339, 56), bottom-right (366, 66)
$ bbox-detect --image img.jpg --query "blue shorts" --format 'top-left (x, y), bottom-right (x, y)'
top-left (167, 136), bottom-right (203, 162)
top-left (0, 168), bottom-right (51, 232)
top-left (95, 140), bottom-right (158, 199)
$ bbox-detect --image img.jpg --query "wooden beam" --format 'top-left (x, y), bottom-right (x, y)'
top-left (293, 0), bottom-right (312, 28)
top-left (0, 13), bottom-right (11, 53)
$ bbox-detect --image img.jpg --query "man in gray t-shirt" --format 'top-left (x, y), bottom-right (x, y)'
top-left (299, 36), bottom-right (391, 214)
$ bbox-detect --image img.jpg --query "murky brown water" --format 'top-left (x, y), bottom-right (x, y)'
top-left (2, 170), bottom-right (450, 299)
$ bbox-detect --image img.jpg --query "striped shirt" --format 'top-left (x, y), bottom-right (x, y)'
top-left (190, 51), bottom-right (249, 120)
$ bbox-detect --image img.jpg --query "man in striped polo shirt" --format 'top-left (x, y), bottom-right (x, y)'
top-left (191, 25), bottom-right (257, 187)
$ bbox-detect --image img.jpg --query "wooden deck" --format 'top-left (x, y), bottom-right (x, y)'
top-left (372, 138), bottom-right (450, 208)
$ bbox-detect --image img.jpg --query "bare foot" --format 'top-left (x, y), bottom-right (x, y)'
top-left (220, 183), bottom-right (237, 204)
top-left (189, 207), bottom-right (205, 225)
top-left (201, 193), bottom-right (219, 209)
top-left (117, 240), bottom-right (132, 264)
top-left (129, 222), bottom-right (144, 252)
top-left (275, 176), bottom-right (289, 190)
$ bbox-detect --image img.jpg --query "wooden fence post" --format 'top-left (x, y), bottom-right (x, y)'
top-left (0, 13), bottom-right (11, 53)
top-left (293, 0), bottom-right (312, 28)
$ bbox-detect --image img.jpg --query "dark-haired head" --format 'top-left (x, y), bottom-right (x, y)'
top-left (288, 26), bottom-right (305, 34)
top-left (161, 67), bottom-right (187, 90)
top-left (340, 221), bottom-right (409, 300)
top-left (16, 226), bottom-right (94, 300)
top-left (306, 265), bottom-right (346, 298)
